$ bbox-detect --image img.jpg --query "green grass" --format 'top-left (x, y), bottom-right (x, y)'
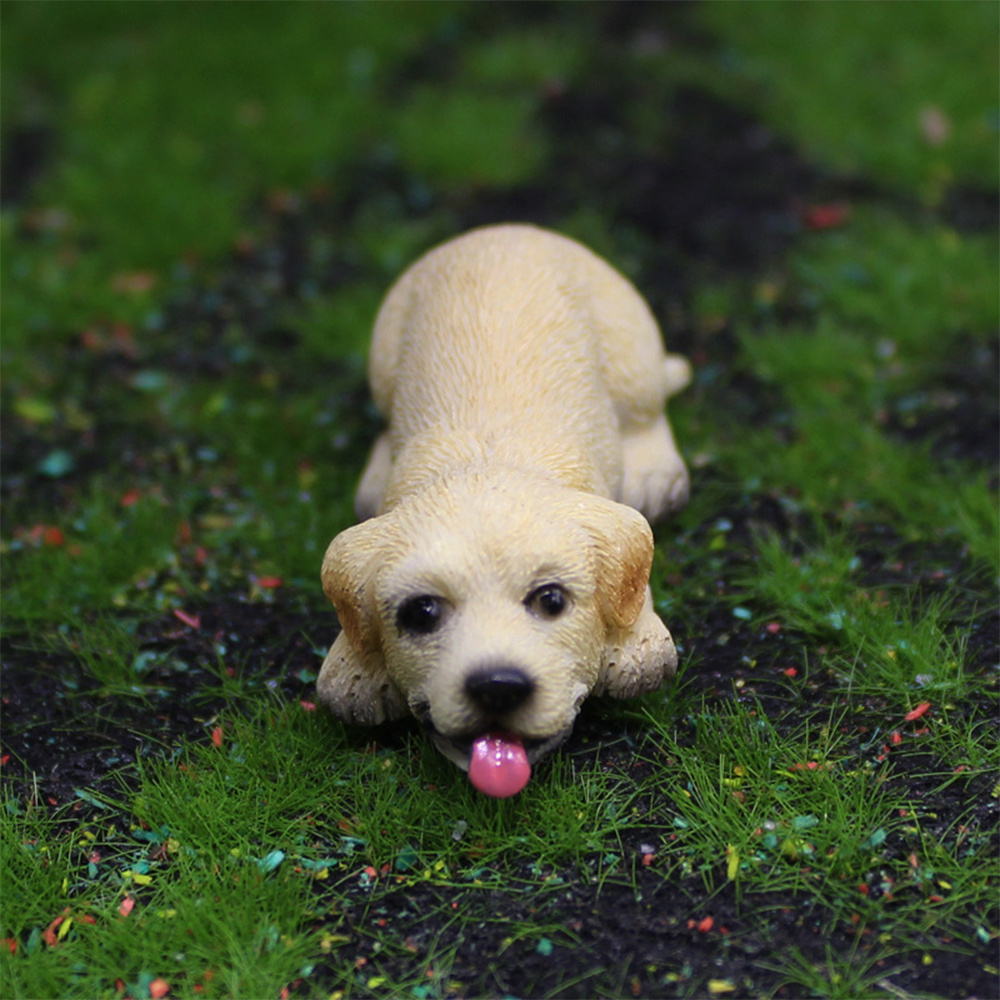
top-left (1, 783), bottom-right (321, 1000)
top-left (647, 700), bottom-right (906, 890)
top-left (3, 2), bottom-right (997, 998)
top-left (695, 0), bottom-right (999, 199)
top-left (0, 2), bottom-right (457, 275)
top-left (0, 699), bottom-right (649, 998)
top-left (735, 527), bottom-right (986, 700)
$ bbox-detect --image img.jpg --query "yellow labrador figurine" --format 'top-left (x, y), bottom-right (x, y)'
top-left (318, 224), bottom-right (690, 797)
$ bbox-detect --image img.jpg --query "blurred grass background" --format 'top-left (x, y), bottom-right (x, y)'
top-left (3, 1), bottom-right (995, 336)
top-left (2, 0), bottom-right (997, 618)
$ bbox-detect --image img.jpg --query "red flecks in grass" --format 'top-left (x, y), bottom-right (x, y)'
top-left (23, 524), bottom-right (66, 547)
top-left (3, 938), bottom-right (17, 955)
top-left (149, 979), bottom-right (170, 999)
top-left (0, 755), bottom-right (9, 766)
top-left (905, 702), bottom-right (931, 722)
top-left (255, 575), bottom-right (283, 589)
top-left (891, 731), bottom-right (903, 745)
top-left (782, 667), bottom-right (798, 678)
top-left (149, 842), bottom-right (171, 862)
top-left (120, 489), bottom-right (142, 508)
top-left (114, 323), bottom-right (138, 355)
top-left (42, 909), bottom-right (70, 947)
top-left (42, 526), bottom-right (65, 547)
top-left (642, 853), bottom-right (656, 866)
top-left (119, 895), bottom-right (135, 917)
top-left (299, 700), bottom-right (317, 712)
top-left (111, 271), bottom-right (157, 295)
top-left (211, 726), bottom-right (224, 748)
top-left (79, 323), bottom-right (138, 358)
top-left (689, 916), bottom-right (714, 933)
top-left (802, 202), bottom-right (849, 230)
top-left (81, 328), bottom-right (104, 351)
top-left (173, 609), bottom-right (201, 630)
top-left (765, 622), bottom-right (781, 634)
top-left (80, 913), bottom-right (96, 925)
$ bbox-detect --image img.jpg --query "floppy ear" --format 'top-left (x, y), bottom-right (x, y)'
top-left (317, 518), bottom-right (408, 725)
top-left (321, 519), bottom-right (385, 656)
top-left (581, 497), bottom-right (655, 629)
top-left (578, 497), bottom-right (678, 699)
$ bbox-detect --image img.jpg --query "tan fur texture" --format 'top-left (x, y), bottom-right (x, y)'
top-left (318, 224), bottom-right (689, 768)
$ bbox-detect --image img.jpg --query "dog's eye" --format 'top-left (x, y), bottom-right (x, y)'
top-left (526, 583), bottom-right (569, 620)
top-left (396, 595), bottom-right (444, 636)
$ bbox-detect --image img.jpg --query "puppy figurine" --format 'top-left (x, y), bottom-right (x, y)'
top-left (318, 224), bottom-right (690, 797)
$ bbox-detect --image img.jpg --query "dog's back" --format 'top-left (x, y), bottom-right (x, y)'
top-left (366, 224), bottom-right (673, 504)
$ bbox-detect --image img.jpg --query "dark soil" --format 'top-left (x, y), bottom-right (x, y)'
top-left (0, 601), bottom-right (319, 807)
top-left (3, 4), bottom-right (997, 999)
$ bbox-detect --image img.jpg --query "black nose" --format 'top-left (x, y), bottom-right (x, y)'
top-left (464, 665), bottom-right (535, 715)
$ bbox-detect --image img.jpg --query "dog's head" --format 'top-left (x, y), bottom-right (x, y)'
top-left (317, 471), bottom-right (675, 791)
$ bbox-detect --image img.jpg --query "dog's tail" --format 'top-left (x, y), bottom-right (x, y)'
top-left (663, 354), bottom-right (692, 400)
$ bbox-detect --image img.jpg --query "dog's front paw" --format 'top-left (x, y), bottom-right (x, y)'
top-left (595, 591), bottom-right (677, 699)
top-left (317, 631), bottom-right (408, 726)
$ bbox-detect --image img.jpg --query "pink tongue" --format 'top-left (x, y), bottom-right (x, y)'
top-left (468, 733), bottom-right (531, 798)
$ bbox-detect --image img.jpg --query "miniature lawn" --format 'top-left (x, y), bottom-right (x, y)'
top-left (2, 4), bottom-right (997, 999)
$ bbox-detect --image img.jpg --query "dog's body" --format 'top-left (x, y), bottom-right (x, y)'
top-left (318, 224), bottom-right (689, 793)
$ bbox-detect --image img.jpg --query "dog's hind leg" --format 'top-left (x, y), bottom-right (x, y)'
top-left (579, 251), bottom-right (691, 522)
top-left (596, 296), bottom-right (691, 522)
top-left (352, 268), bottom-right (416, 520)
top-left (620, 407), bottom-right (689, 524)
top-left (354, 432), bottom-right (393, 520)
